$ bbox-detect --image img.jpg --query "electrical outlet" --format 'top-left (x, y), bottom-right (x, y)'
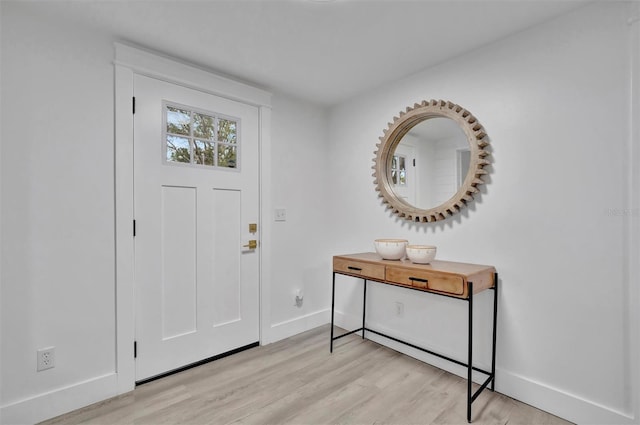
top-left (37, 347), bottom-right (55, 371)
top-left (395, 301), bottom-right (404, 318)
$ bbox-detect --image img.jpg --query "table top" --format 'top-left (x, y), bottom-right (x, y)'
top-left (333, 252), bottom-right (495, 277)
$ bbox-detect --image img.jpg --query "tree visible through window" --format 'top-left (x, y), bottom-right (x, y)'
top-left (164, 103), bottom-right (239, 169)
top-left (392, 155), bottom-right (407, 186)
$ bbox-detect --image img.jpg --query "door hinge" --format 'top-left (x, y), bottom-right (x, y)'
top-left (134, 341), bottom-right (137, 358)
top-left (413, 158), bottom-right (416, 167)
top-left (133, 220), bottom-right (136, 237)
top-left (132, 96), bottom-right (136, 114)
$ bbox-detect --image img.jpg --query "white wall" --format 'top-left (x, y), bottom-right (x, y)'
top-left (268, 93), bottom-right (332, 340)
top-left (328, 2), bottom-right (638, 424)
top-left (1, 5), bottom-right (119, 422)
top-left (0, 3), bottom-right (331, 423)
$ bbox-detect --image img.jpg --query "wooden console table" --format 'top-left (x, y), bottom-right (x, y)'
top-left (330, 252), bottom-right (498, 423)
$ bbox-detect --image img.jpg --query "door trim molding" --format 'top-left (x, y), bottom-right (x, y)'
top-left (114, 43), bottom-right (272, 107)
top-left (114, 42), bottom-right (272, 393)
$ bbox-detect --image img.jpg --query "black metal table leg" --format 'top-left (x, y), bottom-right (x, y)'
top-left (491, 273), bottom-right (499, 391)
top-left (467, 282), bottom-right (474, 423)
top-left (362, 279), bottom-right (367, 339)
top-left (330, 272), bottom-right (336, 353)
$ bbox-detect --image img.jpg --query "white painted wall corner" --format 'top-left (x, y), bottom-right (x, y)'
top-left (268, 309), bottom-right (330, 343)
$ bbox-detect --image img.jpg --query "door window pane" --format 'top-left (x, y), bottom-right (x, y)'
top-left (218, 145), bottom-right (237, 168)
top-left (164, 103), bottom-right (240, 169)
top-left (167, 106), bottom-right (190, 136)
top-left (166, 136), bottom-right (191, 163)
top-left (194, 140), bottom-right (215, 166)
top-left (218, 119), bottom-right (237, 144)
top-left (194, 113), bottom-right (215, 140)
top-left (392, 155), bottom-right (407, 187)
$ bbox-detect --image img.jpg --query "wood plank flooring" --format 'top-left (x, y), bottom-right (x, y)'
top-left (41, 325), bottom-right (572, 425)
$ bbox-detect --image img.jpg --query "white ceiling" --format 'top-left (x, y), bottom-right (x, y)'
top-left (19, 0), bottom-right (591, 106)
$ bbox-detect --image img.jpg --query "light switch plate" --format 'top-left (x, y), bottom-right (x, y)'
top-left (275, 208), bottom-right (287, 221)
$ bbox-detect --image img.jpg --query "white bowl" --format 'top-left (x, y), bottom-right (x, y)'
top-left (374, 239), bottom-right (408, 260)
top-left (406, 245), bottom-right (437, 264)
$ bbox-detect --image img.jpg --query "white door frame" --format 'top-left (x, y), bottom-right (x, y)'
top-left (113, 42), bottom-right (272, 394)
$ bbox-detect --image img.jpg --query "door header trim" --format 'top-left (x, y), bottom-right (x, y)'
top-left (114, 42), bottom-right (272, 108)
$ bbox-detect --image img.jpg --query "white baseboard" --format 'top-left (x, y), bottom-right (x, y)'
top-left (333, 310), bottom-right (636, 425)
top-left (0, 373), bottom-right (119, 425)
top-left (498, 369), bottom-right (635, 425)
top-left (268, 309), bottom-right (330, 343)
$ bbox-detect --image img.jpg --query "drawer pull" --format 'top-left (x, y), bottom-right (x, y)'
top-left (347, 266), bottom-right (363, 271)
top-left (409, 277), bottom-right (429, 284)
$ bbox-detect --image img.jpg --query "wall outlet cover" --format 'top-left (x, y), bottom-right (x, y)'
top-left (37, 347), bottom-right (55, 371)
top-left (394, 301), bottom-right (404, 318)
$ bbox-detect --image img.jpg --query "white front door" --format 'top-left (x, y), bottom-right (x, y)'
top-left (133, 74), bottom-right (260, 381)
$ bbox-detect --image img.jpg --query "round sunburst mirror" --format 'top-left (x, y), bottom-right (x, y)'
top-left (373, 100), bottom-right (490, 223)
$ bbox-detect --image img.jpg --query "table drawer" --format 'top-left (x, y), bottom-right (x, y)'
top-left (385, 267), bottom-right (464, 295)
top-left (333, 258), bottom-right (385, 280)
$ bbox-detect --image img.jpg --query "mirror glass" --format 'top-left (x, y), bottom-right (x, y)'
top-left (390, 117), bottom-right (470, 210)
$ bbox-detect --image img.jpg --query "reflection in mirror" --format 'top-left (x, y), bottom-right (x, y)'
top-left (392, 117), bottom-right (469, 210)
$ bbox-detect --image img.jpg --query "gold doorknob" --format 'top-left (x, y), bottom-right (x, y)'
top-left (243, 240), bottom-right (258, 249)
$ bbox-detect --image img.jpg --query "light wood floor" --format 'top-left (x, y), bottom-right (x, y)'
top-left (42, 325), bottom-right (572, 425)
